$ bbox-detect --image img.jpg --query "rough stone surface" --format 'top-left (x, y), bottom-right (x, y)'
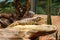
top-left (0, 25), bottom-right (57, 40)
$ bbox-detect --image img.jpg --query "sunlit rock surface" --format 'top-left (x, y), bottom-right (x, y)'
top-left (0, 25), bottom-right (57, 40)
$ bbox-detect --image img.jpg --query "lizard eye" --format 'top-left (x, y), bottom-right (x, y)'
top-left (37, 17), bottom-right (41, 21)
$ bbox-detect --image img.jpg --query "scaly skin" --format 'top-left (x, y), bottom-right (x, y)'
top-left (7, 16), bottom-right (41, 27)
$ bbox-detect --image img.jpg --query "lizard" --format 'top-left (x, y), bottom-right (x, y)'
top-left (7, 16), bottom-right (41, 27)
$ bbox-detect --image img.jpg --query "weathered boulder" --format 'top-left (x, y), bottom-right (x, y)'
top-left (0, 25), bottom-right (57, 40)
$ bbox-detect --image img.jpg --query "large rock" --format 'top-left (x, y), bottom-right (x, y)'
top-left (0, 25), bottom-right (57, 40)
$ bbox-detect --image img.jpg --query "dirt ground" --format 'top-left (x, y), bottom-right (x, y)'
top-left (34, 14), bottom-right (60, 34)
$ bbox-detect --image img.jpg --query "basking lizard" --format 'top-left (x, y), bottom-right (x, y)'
top-left (8, 16), bottom-right (41, 27)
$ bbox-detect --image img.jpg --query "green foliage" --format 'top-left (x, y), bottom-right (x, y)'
top-left (0, 0), bottom-right (8, 8)
top-left (36, 0), bottom-right (60, 15)
top-left (0, 0), bottom-right (15, 13)
top-left (36, 0), bottom-right (47, 14)
top-left (0, 7), bottom-right (15, 13)
top-left (21, 0), bottom-right (26, 6)
top-left (36, 7), bottom-right (46, 14)
top-left (0, 0), bottom-right (25, 13)
top-left (0, 0), bottom-right (60, 15)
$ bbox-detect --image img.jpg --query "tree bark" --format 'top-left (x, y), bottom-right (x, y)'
top-left (0, 0), bottom-right (31, 28)
top-left (47, 0), bottom-right (52, 25)
top-left (23, 0), bottom-right (31, 18)
top-left (14, 0), bottom-right (24, 20)
top-left (31, 0), bottom-right (36, 12)
top-left (0, 0), bottom-right (24, 28)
